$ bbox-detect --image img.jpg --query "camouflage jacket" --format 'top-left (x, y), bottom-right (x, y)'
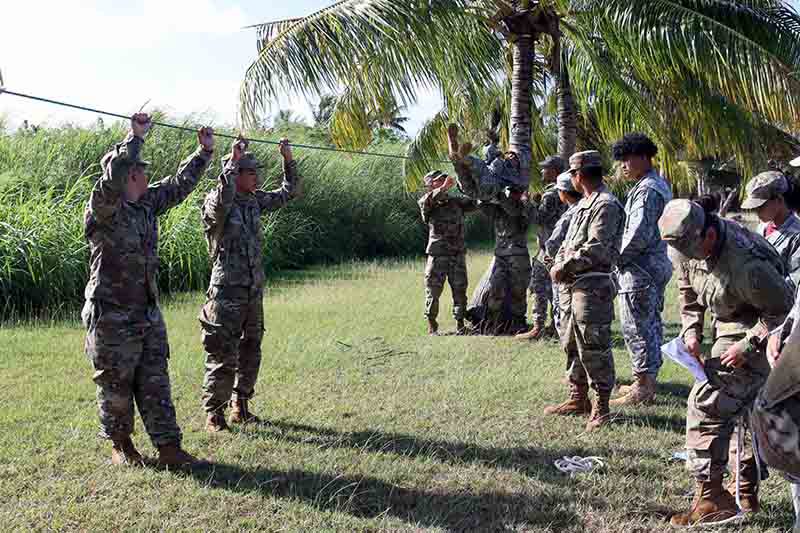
top-left (529, 183), bottom-right (565, 261)
top-left (418, 189), bottom-right (477, 256)
top-left (556, 184), bottom-right (625, 285)
top-left (202, 159), bottom-right (300, 290)
top-left (616, 170), bottom-right (673, 292)
top-left (84, 133), bottom-right (212, 309)
top-left (544, 203), bottom-right (579, 264)
top-left (676, 219), bottom-right (792, 347)
top-left (758, 212), bottom-right (800, 289)
top-left (481, 194), bottom-right (531, 257)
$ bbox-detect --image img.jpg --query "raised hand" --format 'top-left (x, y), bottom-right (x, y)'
top-left (198, 126), bottom-right (215, 152)
top-left (279, 138), bottom-right (293, 162)
top-left (131, 113), bottom-right (152, 138)
top-left (231, 136), bottom-right (248, 164)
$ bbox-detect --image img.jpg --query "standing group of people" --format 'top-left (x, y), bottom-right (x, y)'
top-left (82, 113), bottom-right (300, 467)
top-left (79, 112), bottom-right (800, 528)
top-left (419, 124), bottom-right (800, 527)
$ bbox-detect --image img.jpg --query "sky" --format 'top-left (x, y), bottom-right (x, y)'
top-left (0, 0), bottom-right (443, 133)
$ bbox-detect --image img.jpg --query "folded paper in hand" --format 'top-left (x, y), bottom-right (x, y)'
top-left (662, 337), bottom-right (708, 383)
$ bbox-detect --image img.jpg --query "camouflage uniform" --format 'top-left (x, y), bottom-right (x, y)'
top-left (83, 132), bottom-right (212, 446)
top-left (662, 202), bottom-right (793, 483)
top-left (758, 214), bottom-right (800, 289)
top-left (556, 179), bottom-right (625, 394)
top-left (529, 183), bottom-right (566, 329)
top-left (199, 154), bottom-right (300, 414)
top-left (545, 202), bottom-right (579, 336)
top-left (454, 156), bottom-right (531, 330)
top-left (743, 171), bottom-right (800, 288)
top-left (616, 170), bottom-right (672, 378)
top-left (419, 185), bottom-right (477, 322)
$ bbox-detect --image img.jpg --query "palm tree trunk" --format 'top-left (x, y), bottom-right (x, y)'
top-left (553, 36), bottom-right (577, 162)
top-left (510, 34), bottom-right (535, 187)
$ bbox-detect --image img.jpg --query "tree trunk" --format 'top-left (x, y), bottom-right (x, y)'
top-left (510, 34), bottom-right (534, 187)
top-left (553, 37), bottom-right (577, 162)
top-left (719, 185), bottom-right (739, 217)
top-left (684, 160), bottom-right (710, 198)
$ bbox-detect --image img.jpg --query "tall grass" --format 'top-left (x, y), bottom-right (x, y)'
top-left (0, 118), bottom-right (492, 319)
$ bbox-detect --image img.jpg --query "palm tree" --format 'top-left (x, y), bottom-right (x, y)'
top-left (368, 103), bottom-right (410, 134)
top-left (312, 94), bottom-right (338, 127)
top-left (240, 1), bottom-right (800, 189)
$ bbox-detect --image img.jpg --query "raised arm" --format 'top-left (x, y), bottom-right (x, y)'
top-left (87, 113), bottom-right (149, 223)
top-left (203, 137), bottom-right (247, 231)
top-left (255, 139), bottom-right (301, 213)
top-left (146, 126), bottom-right (215, 216)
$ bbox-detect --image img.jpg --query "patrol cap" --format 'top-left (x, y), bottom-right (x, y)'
top-left (423, 169), bottom-right (445, 187)
top-left (238, 152), bottom-right (263, 171)
top-left (555, 171), bottom-right (577, 193)
top-left (658, 199), bottom-right (705, 242)
top-left (790, 156), bottom-right (800, 167)
top-left (741, 171), bottom-right (788, 209)
top-left (569, 150), bottom-right (603, 172)
top-left (538, 155), bottom-right (565, 172)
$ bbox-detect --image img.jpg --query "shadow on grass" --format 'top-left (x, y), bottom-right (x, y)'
top-left (184, 461), bottom-right (582, 531)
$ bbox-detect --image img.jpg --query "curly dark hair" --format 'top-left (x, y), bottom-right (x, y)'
top-left (612, 133), bottom-right (658, 160)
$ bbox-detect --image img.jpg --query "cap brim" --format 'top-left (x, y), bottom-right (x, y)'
top-left (134, 160), bottom-right (150, 167)
top-left (741, 197), bottom-right (768, 210)
top-left (791, 156), bottom-right (800, 167)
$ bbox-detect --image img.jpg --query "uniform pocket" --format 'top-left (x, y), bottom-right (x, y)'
top-left (572, 283), bottom-right (615, 323)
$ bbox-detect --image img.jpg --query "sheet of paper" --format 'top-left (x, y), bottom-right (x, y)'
top-left (662, 337), bottom-right (708, 383)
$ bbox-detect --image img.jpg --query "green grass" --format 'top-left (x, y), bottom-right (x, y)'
top-left (0, 250), bottom-right (796, 532)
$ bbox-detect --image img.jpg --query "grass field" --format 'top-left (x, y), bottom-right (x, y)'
top-left (0, 250), bottom-right (796, 532)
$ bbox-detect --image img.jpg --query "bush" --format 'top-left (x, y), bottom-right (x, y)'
top-left (0, 118), bottom-right (491, 319)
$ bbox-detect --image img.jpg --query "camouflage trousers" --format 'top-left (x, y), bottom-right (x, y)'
top-left (487, 254), bottom-right (532, 323)
top-left (559, 278), bottom-right (617, 393)
top-left (686, 335), bottom-right (770, 481)
top-left (618, 282), bottom-right (667, 377)
top-left (199, 285), bottom-right (264, 414)
top-left (425, 254), bottom-right (468, 321)
top-left (529, 257), bottom-right (554, 329)
top-left (82, 300), bottom-right (182, 447)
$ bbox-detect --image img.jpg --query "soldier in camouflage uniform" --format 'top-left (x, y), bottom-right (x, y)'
top-left (742, 170), bottom-right (800, 288)
top-left (447, 124), bottom-right (532, 334)
top-left (418, 170), bottom-right (478, 335)
top-left (542, 172), bottom-right (582, 338)
top-left (608, 134), bottom-right (673, 407)
top-left (659, 198), bottom-right (793, 526)
top-left (758, 307), bottom-right (800, 533)
top-left (543, 151), bottom-right (625, 432)
top-left (82, 113), bottom-right (212, 467)
top-left (516, 155), bottom-right (566, 341)
top-left (200, 137), bottom-right (301, 432)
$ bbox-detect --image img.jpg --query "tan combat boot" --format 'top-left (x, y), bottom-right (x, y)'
top-left (585, 389), bottom-right (612, 432)
top-left (610, 374), bottom-right (656, 406)
top-left (670, 476), bottom-right (740, 527)
top-left (515, 324), bottom-right (545, 341)
top-left (157, 443), bottom-right (204, 468)
top-left (205, 411), bottom-right (229, 433)
top-left (543, 383), bottom-right (592, 416)
top-left (229, 398), bottom-right (261, 425)
top-left (111, 437), bottom-right (144, 467)
top-left (726, 462), bottom-right (760, 514)
top-left (427, 318), bottom-right (439, 336)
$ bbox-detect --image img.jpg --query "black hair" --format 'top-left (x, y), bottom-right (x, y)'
top-left (612, 133), bottom-right (658, 161)
top-left (695, 194), bottom-right (719, 233)
top-left (783, 175), bottom-right (800, 212)
top-left (579, 166), bottom-right (605, 184)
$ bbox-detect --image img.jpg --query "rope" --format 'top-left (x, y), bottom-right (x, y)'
top-left (554, 456), bottom-right (605, 476)
top-left (0, 88), bottom-right (450, 163)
